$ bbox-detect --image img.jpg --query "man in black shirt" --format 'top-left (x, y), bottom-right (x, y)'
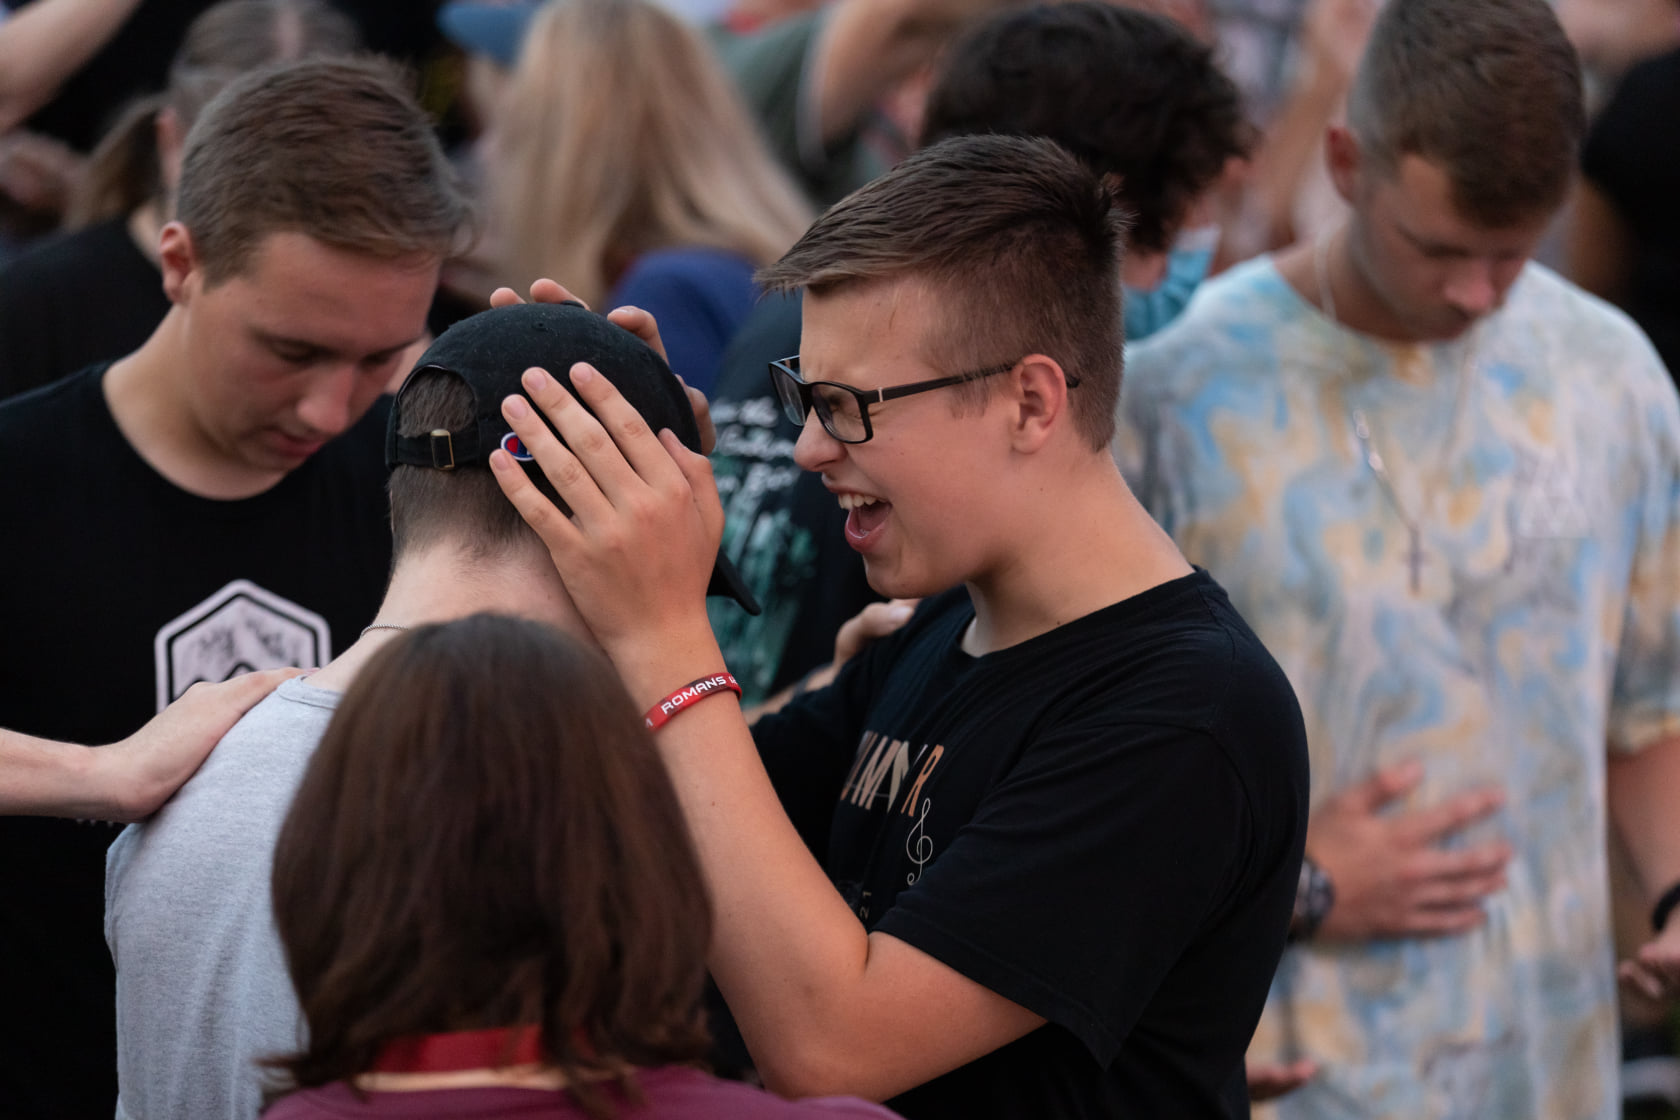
top-left (707, 3), bottom-right (1253, 705)
top-left (494, 134), bottom-right (1310, 1117)
top-left (0, 57), bottom-right (468, 1118)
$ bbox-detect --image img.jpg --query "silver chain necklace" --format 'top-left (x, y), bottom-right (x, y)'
top-left (1315, 232), bottom-right (1478, 594)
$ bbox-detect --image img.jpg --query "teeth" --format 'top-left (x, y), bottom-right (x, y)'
top-left (836, 492), bottom-right (884, 511)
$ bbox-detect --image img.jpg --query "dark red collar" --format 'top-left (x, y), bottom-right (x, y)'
top-left (371, 1026), bottom-right (544, 1074)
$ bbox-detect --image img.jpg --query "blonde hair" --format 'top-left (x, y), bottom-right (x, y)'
top-left (489, 0), bottom-right (813, 308)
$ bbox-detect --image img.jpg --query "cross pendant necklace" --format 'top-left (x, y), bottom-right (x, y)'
top-left (1316, 232), bottom-right (1477, 596)
top-left (1350, 409), bottom-right (1429, 592)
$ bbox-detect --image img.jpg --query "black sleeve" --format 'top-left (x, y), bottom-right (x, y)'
top-left (874, 718), bottom-right (1251, 1065)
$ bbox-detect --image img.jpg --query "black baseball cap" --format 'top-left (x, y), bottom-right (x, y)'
top-left (387, 301), bottom-right (760, 614)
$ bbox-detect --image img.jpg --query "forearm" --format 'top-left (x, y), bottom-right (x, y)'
top-left (0, 729), bottom-right (117, 819)
top-left (1608, 734), bottom-right (1680, 911)
top-left (608, 627), bottom-right (883, 1090)
top-left (813, 0), bottom-right (1013, 146)
top-left (0, 0), bottom-right (143, 132)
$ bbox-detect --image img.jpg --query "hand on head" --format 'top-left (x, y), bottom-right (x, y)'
top-left (489, 278), bottom-right (714, 452)
top-left (488, 357), bottom-right (724, 685)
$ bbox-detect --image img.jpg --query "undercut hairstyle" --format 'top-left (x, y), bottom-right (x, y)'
top-left (386, 369), bottom-right (534, 562)
top-left (174, 55), bottom-right (473, 283)
top-left (922, 2), bottom-right (1251, 254)
top-left (269, 614), bottom-right (713, 1118)
top-left (1346, 0), bottom-right (1584, 226)
top-left (758, 133), bottom-right (1126, 449)
top-left (69, 0), bottom-right (360, 227)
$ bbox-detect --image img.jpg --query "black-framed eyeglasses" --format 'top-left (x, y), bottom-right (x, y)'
top-left (768, 355), bottom-right (1033, 444)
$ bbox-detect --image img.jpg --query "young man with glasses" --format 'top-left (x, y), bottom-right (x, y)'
top-left (492, 133), bottom-right (1310, 1117)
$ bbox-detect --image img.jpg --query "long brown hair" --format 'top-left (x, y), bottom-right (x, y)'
top-left (487, 0), bottom-right (813, 307)
top-left (269, 614), bottom-right (712, 1117)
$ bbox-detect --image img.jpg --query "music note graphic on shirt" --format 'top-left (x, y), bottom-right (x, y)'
top-left (906, 798), bottom-right (933, 886)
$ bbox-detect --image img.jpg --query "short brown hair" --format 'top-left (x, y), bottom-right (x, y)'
top-left (922, 3), bottom-right (1250, 255)
top-left (175, 55), bottom-right (472, 283)
top-left (1347, 0), bottom-right (1584, 225)
top-left (758, 133), bottom-right (1126, 449)
top-left (386, 369), bottom-right (532, 562)
top-left (269, 614), bottom-right (712, 1117)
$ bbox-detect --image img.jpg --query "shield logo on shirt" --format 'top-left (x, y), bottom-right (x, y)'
top-left (151, 579), bottom-right (331, 711)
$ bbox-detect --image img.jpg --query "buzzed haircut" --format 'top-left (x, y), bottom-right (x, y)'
top-left (922, 2), bottom-right (1251, 254)
top-left (174, 55), bottom-right (472, 283)
top-left (758, 133), bottom-right (1125, 450)
top-left (386, 370), bottom-right (532, 562)
top-left (1347, 0), bottom-right (1584, 226)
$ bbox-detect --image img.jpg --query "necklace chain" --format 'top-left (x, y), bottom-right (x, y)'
top-left (360, 623), bottom-right (411, 637)
top-left (1314, 231), bottom-right (1478, 593)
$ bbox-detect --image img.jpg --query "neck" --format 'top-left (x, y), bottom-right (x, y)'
top-left (962, 457), bottom-right (1191, 655)
top-left (104, 315), bottom-right (288, 499)
top-left (309, 541), bottom-right (584, 692)
top-left (1278, 226), bottom-right (1422, 345)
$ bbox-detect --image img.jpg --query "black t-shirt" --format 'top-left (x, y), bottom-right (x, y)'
top-left (707, 291), bottom-right (879, 702)
top-left (0, 365), bottom-right (392, 1118)
top-left (1581, 46), bottom-right (1680, 377)
top-left (753, 573), bottom-right (1309, 1119)
top-left (0, 217), bottom-right (169, 401)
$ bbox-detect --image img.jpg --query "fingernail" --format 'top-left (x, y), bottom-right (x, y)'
top-left (889, 604), bottom-right (914, 621)
top-left (572, 362), bottom-right (595, 384)
top-left (504, 395), bottom-right (529, 419)
top-left (522, 367), bottom-right (550, 392)
top-left (488, 448), bottom-right (511, 471)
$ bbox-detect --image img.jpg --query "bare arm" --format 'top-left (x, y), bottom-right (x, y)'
top-left (0, 668), bottom-right (300, 821)
top-left (0, 0), bottom-right (143, 134)
top-left (492, 366), bottom-right (1043, 1100)
top-left (811, 0), bottom-right (1019, 148)
top-left (1608, 735), bottom-right (1680, 1002)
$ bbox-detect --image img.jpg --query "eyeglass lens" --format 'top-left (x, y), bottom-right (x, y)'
top-left (772, 363), bottom-right (866, 441)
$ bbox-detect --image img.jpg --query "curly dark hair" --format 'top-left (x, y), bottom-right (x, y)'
top-left (921, 3), bottom-right (1251, 254)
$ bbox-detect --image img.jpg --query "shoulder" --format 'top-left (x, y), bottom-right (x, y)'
top-left (1506, 265), bottom-right (1673, 401)
top-left (642, 1067), bottom-right (898, 1118)
top-left (622, 247), bottom-right (757, 288)
top-left (0, 365), bottom-right (108, 443)
top-left (1125, 258), bottom-right (1297, 403)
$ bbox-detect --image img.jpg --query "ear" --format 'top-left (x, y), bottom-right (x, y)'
top-left (1006, 355), bottom-right (1070, 454)
top-left (1325, 125), bottom-right (1363, 206)
top-left (158, 220), bottom-right (201, 305)
top-left (154, 106), bottom-right (187, 202)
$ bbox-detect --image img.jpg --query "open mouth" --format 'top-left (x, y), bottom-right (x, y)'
top-left (837, 491), bottom-right (891, 549)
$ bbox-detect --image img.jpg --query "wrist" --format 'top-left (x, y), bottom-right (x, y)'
top-left (1654, 880), bottom-right (1680, 933)
top-left (606, 627), bottom-right (729, 712)
top-left (1289, 855), bottom-right (1335, 943)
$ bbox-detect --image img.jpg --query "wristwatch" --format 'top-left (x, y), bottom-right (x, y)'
top-left (1289, 855), bottom-right (1335, 943)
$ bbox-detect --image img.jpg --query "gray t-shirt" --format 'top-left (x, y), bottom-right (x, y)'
top-left (105, 677), bottom-right (340, 1120)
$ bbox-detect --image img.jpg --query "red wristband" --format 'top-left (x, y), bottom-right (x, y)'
top-left (644, 673), bottom-right (742, 731)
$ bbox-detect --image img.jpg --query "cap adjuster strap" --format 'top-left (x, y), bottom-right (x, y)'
top-left (428, 429), bottom-right (456, 471)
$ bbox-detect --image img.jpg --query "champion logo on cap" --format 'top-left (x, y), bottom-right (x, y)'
top-left (500, 432), bottom-right (534, 461)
